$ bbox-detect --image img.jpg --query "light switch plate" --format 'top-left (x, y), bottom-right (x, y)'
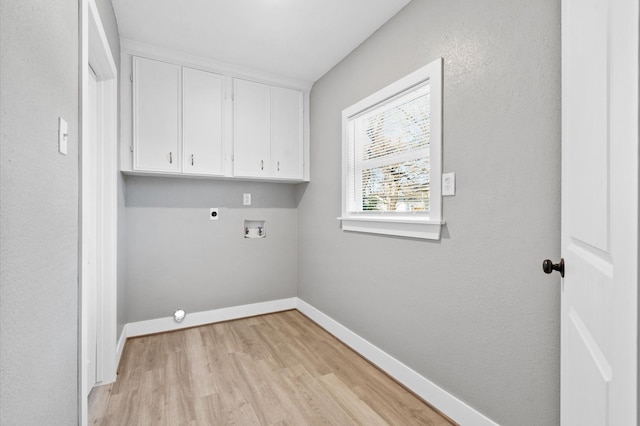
top-left (442, 172), bottom-right (456, 196)
top-left (58, 117), bottom-right (68, 155)
top-left (243, 193), bottom-right (251, 206)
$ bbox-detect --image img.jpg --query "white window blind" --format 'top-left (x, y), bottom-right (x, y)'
top-left (346, 82), bottom-right (430, 215)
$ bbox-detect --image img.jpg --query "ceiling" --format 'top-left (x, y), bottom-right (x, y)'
top-left (111, 0), bottom-right (411, 85)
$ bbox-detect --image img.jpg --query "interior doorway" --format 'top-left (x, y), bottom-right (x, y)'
top-left (80, 1), bottom-right (118, 424)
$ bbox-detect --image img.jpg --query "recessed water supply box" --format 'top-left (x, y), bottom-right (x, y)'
top-left (244, 220), bottom-right (266, 239)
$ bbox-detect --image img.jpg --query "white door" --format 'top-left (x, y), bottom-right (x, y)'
top-left (271, 86), bottom-right (303, 179)
top-left (183, 67), bottom-right (224, 175)
top-left (233, 78), bottom-right (271, 177)
top-left (560, 0), bottom-right (638, 424)
top-left (133, 56), bottom-right (181, 173)
top-left (85, 66), bottom-right (99, 393)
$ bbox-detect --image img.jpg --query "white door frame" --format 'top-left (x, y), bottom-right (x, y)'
top-left (79, 0), bottom-right (118, 424)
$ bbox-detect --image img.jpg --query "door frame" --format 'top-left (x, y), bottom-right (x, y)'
top-left (79, 0), bottom-right (118, 424)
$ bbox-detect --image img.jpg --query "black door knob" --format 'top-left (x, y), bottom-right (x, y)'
top-left (543, 258), bottom-right (564, 277)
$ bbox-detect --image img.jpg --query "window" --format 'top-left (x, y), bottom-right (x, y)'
top-left (340, 58), bottom-right (443, 239)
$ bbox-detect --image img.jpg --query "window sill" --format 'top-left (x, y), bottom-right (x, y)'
top-left (338, 217), bottom-right (444, 240)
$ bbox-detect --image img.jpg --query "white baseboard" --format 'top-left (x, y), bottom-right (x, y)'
top-left (116, 325), bottom-right (127, 370)
top-left (114, 297), bottom-right (497, 425)
top-left (295, 299), bottom-right (498, 426)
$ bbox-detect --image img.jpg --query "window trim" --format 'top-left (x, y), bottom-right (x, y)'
top-left (339, 58), bottom-right (444, 240)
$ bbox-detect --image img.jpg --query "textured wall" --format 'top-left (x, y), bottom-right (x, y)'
top-left (0, 0), bottom-right (79, 424)
top-left (297, 0), bottom-right (561, 424)
top-left (124, 177), bottom-right (298, 322)
top-left (94, 0), bottom-right (120, 70)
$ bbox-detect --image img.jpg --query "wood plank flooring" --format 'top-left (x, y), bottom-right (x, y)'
top-left (90, 310), bottom-right (454, 425)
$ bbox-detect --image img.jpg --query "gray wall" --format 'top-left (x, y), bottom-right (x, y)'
top-left (0, 0), bottom-right (79, 424)
top-left (297, 0), bottom-right (561, 425)
top-left (123, 177), bottom-right (297, 322)
top-left (95, 0), bottom-right (120, 68)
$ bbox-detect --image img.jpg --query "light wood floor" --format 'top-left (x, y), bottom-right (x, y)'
top-left (90, 310), bottom-right (454, 425)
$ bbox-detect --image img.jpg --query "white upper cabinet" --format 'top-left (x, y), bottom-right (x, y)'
top-left (132, 56), bottom-right (225, 176)
top-left (233, 79), bottom-right (271, 178)
top-left (182, 68), bottom-right (224, 176)
top-left (233, 78), bottom-right (304, 180)
top-left (271, 86), bottom-right (303, 179)
top-left (124, 50), bottom-right (308, 182)
top-left (133, 56), bottom-right (181, 172)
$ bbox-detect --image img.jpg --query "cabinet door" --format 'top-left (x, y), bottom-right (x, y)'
top-left (271, 87), bottom-right (303, 179)
top-left (233, 79), bottom-right (271, 177)
top-left (183, 68), bottom-right (224, 175)
top-left (133, 57), bottom-right (181, 172)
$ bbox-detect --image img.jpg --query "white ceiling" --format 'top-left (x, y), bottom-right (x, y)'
top-left (111, 0), bottom-right (411, 85)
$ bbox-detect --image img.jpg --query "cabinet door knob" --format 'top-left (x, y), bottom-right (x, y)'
top-left (191, 154), bottom-right (194, 166)
top-left (169, 152), bottom-right (173, 164)
top-left (277, 161), bottom-right (280, 171)
top-left (260, 160), bottom-right (264, 171)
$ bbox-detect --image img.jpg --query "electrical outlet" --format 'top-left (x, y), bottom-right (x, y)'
top-left (243, 193), bottom-right (251, 206)
top-left (209, 208), bottom-right (219, 220)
